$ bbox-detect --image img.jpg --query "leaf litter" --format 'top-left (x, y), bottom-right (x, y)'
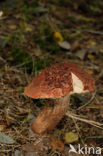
top-left (0, 0), bottom-right (103, 155)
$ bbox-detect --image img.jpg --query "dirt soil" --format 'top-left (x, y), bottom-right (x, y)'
top-left (0, 0), bottom-right (103, 156)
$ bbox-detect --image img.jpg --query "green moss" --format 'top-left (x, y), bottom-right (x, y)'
top-left (11, 47), bottom-right (31, 64)
top-left (36, 100), bottom-right (46, 107)
top-left (1, 35), bottom-right (12, 48)
top-left (9, 47), bottom-right (33, 73)
top-left (0, 67), bottom-right (4, 74)
top-left (88, 1), bottom-right (103, 15)
top-left (17, 86), bottom-right (24, 93)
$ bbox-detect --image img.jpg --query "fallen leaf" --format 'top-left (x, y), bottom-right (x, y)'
top-left (50, 136), bottom-right (64, 151)
top-left (32, 48), bottom-right (42, 57)
top-left (0, 11), bottom-right (3, 17)
top-left (0, 132), bottom-right (15, 144)
top-left (54, 32), bottom-right (64, 42)
top-left (87, 40), bottom-right (97, 46)
top-left (64, 132), bottom-right (79, 144)
top-left (8, 25), bottom-right (17, 30)
top-left (87, 54), bottom-right (95, 60)
top-left (71, 40), bottom-right (80, 52)
top-left (0, 124), bottom-right (5, 131)
top-left (58, 41), bottom-right (71, 50)
top-left (24, 24), bottom-right (34, 32)
top-left (75, 49), bottom-right (87, 60)
top-left (86, 69), bottom-right (94, 75)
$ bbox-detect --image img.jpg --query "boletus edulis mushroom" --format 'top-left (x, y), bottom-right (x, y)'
top-left (24, 62), bottom-right (95, 134)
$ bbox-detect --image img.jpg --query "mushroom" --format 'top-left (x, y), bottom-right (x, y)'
top-left (24, 62), bottom-right (95, 134)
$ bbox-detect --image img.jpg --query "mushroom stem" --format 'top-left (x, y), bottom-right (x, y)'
top-left (31, 95), bottom-right (70, 134)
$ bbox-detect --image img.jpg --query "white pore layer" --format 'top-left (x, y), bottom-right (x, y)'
top-left (71, 73), bottom-right (85, 93)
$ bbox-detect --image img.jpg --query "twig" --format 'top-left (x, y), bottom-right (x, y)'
top-left (84, 29), bottom-right (103, 35)
top-left (77, 87), bottom-right (96, 110)
top-left (71, 28), bottom-right (103, 35)
top-left (66, 111), bottom-right (103, 130)
top-left (86, 136), bottom-right (103, 139)
top-left (72, 118), bottom-right (85, 145)
top-left (0, 149), bottom-right (12, 153)
top-left (72, 118), bottom-right (88, 156)
top-left (14, 60), bottom-right (32, 68)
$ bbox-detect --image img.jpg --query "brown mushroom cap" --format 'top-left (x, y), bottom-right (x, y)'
top-left (24, 62), bottom-right (95, 98)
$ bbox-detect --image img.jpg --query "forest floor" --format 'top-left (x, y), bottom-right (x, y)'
top-left (0, 0), bottom-right (103, 156)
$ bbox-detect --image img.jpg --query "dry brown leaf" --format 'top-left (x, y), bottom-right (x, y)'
top-left (8, 25), bottom-right (17, 30)
top-left (71, 40), bottom-right (80, 52)
top-left (32, 48), bottom-right (42, 57)
top-left (58, 41), bottom-right (71, 50)
top-left (24, 24), bottom-right (34, 32)
top-left (75, 49), bottom-right (87, 60)
top-left (50, 136), bottom-right (64, 151)
top-left (86, 69), bottom-right (94, 75)
top-left (87, 54), bottom-right (95, 60)
top-left (0, 124), bottom-right (5, 131)
top-left (64, 132), bottom-right (79, 144)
